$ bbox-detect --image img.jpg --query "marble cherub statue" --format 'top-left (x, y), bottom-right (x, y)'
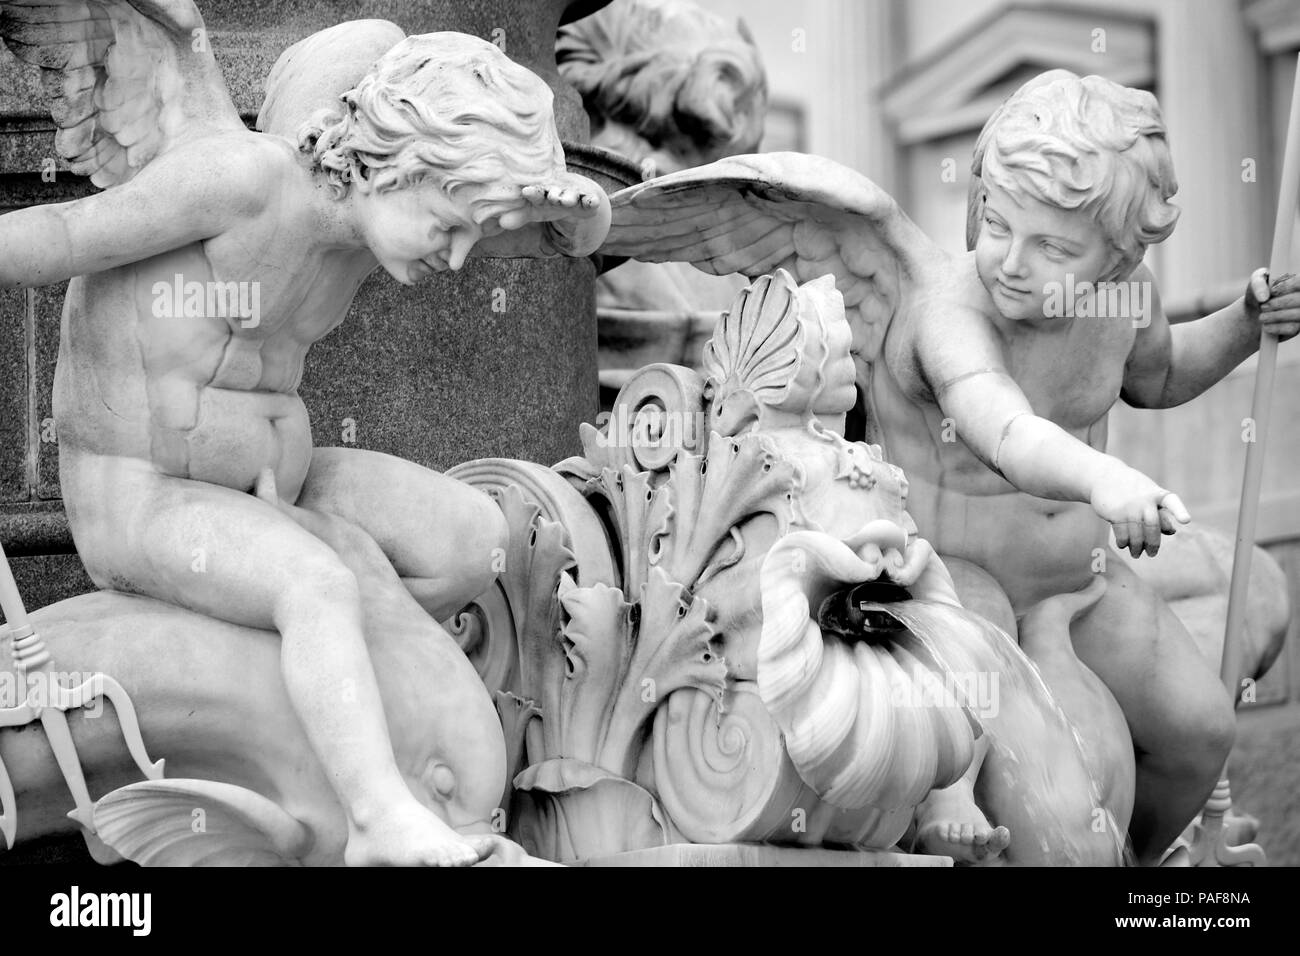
top-left (602, 70), bottom-right (1299, 865)
top-left (558, 0), bottom-right (766, 339)
top-left (0, 0), bottom-right (609, 866)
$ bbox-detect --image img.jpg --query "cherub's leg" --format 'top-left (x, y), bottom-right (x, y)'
top-left (913, 556), bottom-right (1012, 863)
top-left (295, 447), bottom-right (508, 620)
top-left (71, 460), bottom-right (491, 867)
top-left (1071, 561), bottom-right (1235, 865)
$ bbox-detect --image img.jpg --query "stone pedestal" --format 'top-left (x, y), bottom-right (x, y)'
top-left (579, 844), bottom-right (953, 867)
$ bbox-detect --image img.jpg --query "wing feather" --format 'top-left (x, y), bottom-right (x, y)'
top-left (0, 0), bottom-right (244, 188)
top-left (606, 152), bottom-right (938, 364)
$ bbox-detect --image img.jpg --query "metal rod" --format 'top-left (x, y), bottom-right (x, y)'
top-left (1220, 53), bottom-right (1300, 694)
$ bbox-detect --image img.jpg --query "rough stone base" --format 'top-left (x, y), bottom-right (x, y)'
top-left (578, 843), bottom-right (952, 867)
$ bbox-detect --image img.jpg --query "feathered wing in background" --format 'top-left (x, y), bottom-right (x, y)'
top-left (256, 18), bottom-right (404, 138)
top-left (0, 1), bottom-right (408, 184)
top-left (601, 152), bottom-right (942, 386)
top-left (0, 0), bottom-right (245, 187)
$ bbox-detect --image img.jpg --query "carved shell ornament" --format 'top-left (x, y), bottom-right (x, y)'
top-left (703, 270), bottom-right (858, 433)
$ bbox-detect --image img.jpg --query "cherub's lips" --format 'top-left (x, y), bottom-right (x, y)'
top-left (995, 278), bottom-right (1030, 297)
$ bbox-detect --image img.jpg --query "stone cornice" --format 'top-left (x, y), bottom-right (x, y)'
top-left (881, 2), bottom-right (1155, 145)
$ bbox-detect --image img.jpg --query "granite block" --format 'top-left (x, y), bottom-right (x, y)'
top-left (0, 552), bottom-right (95, 623)
top-left (0, 285), bottom-right (27, 503)
top-left (32, 283), bottom-right (62, 500)
top-left (299, 255), bottom-right (599, 471)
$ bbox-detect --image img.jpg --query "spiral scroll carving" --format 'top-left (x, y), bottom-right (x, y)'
top-left (651, 681), bottom-right (807, 844)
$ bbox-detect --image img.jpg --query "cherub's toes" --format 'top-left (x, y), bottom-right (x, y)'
top-left (436, 843), bottom-right (479, 868)
top-left (521, 184), bottom-right (546, 205)
top-left (967, 826), bottom-right (1009, 861)
top-left (959, 823), bottom-right (975, 845)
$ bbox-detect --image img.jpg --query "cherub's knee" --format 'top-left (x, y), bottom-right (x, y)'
top-left (1160, 688), bottom-right (1235, 779)
top-left (447, 489), bottom-right (509, 603)
top-left (1195, 692), bottom-right (1236, 769)
top-left (274, 559), bottom-right (361, 624)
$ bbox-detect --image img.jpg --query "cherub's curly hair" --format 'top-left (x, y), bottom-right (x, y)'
top-left (557, 0), bottom-right (766, 167)
top-left (299, 32), bottom-right (565, 216)
top-left (967, 70), bottom-right (1180, 282)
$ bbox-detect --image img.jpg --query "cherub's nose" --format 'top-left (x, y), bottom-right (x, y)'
top-left (1001, 241), bottom-right (1029, 278)
top-left (447, 229), bottom-right (479, 271)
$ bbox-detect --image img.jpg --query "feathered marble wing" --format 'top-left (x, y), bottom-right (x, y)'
top-left (0, 0), bottom-right (244, 187)
top-left (256, 18), bottom-right (405, 138)
top-left (603, 152), bottom-right (937, 364)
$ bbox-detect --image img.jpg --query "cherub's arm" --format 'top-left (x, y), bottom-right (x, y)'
top-left (0, 138), bottom-right (266, 290)
top-left (1123, 263), bottom-right (1300, 408)
top-left (912, 302), bottom-right (1187, 556)
top-left (913, 301), bottom-right (1110, 499)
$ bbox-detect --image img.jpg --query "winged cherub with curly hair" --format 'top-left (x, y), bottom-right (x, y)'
top-left (603, 70), bottom-right (1300, 865)
top-left (0, 1), bottom-right (610, 866)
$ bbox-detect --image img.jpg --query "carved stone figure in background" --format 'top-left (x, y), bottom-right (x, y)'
top-left (558, 0), bottom-right (768, 382)
top-left (0, 0), bottom-right (609, 866)
top-left (558, 0), bottom-right (766, 184)
top-left (602, 70), bottom-right (1298, 865)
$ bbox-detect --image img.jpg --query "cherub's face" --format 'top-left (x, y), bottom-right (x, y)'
top-left (974, 180), bottom-right (1116, 323)
top-left (354, 179), bottom-right (499, 285)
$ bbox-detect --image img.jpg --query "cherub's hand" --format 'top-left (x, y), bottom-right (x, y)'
top-left (478, 175), bottom-right (611, 258)
top-left (1090, 464), bottom-right (1190, 558)
top-left (1245, 267), bottom-right (1300, 341)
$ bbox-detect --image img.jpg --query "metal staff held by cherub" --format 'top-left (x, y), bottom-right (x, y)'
top-left (1192, 52), bottom-right (1300, 869)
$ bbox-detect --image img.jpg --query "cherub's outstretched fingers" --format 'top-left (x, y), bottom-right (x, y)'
top-left (512, 179), bottom-right (604, 221)
top-left (1113, 520), bottom-right (1130, 554)
top-left (1141, 504), bottom-right (1161, 556)
top-left (477, 176), bottom-right (610, 257)
top-left (548, 185), bottom-right (578, 207)
top-left (1159, 492), bottom-right (1191, 526)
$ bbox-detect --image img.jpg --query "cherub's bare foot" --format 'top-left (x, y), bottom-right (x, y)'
top-left (915, 785), bottom-right (1011, 863)
top-left (344, 802), bottom-right (489, 868)
top-left (463, 834), bottom-right (565, 867)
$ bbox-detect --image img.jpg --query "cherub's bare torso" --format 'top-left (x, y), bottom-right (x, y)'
top-left (874, 250), bottom-right (1137, 609)
top-left (55, 135), bottom-right (375, 504)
